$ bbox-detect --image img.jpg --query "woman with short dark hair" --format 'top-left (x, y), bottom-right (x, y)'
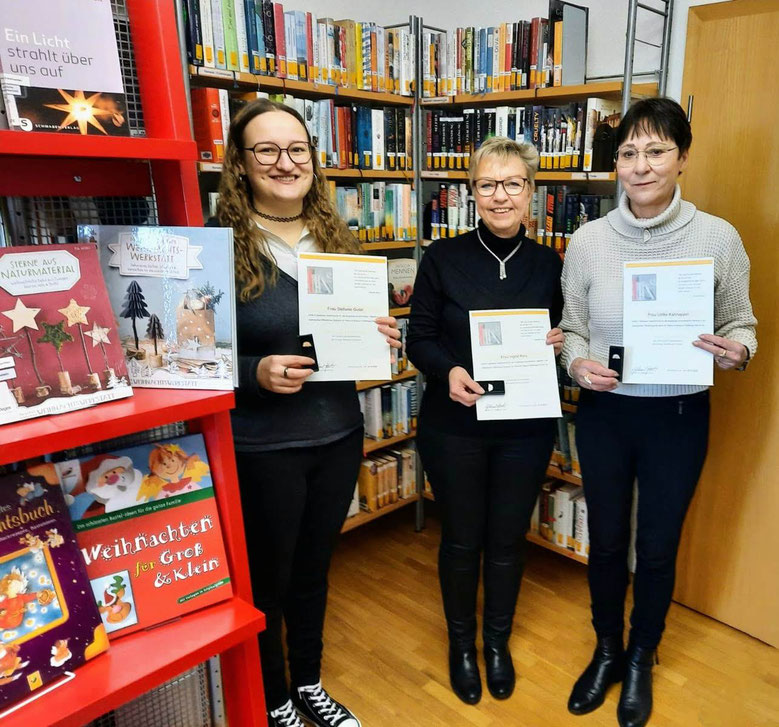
top-left (561, 98), bottom-right (757, 727)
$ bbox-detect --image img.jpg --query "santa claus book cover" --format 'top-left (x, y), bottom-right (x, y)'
top-left (0, 471), bottom-right (108, 711)
top-left (36, 433), bottom-right (233, 640)
top-left (0, 243), bottom-right (133, 426)
top-left (77, 225), bottom-right (237, 390)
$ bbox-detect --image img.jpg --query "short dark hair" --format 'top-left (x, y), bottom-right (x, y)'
top-left (616, 97), bottom-right (692, 155)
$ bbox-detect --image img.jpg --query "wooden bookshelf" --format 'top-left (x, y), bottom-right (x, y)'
top-left (423, 490), bottom-right (435, 501)
top-left (526, 532), bottom-right (588, 564)
top-left (390, 306), bottom-right (411, 317)
top-left (562, 402), bottom-right (578, 414)
top-left (361, 240), bottom-right (417, 251)
top-left (546, 467), bottom-right (583, 486)
top-left (419, 80), bottom-right (657, 107)
top-left (421, 170), bottom-right (616, 182)
top-left (356, 368), bottom-right (419, 391)
top-left (341, 493), bottom-right (420, 533)
top-left (198, 162), bottom-right (413, 181)
top-left (189, 65), bottom-right (414, 106)
top-left (364, 431), bottom-right (416, 453)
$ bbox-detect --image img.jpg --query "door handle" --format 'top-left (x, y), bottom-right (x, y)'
top-left (687, 95), bottom-right (694, 123)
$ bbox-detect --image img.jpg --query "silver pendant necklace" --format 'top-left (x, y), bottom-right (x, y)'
top-left (476, 228), bottom-right (522, 280)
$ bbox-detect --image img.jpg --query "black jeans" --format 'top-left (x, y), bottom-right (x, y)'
top-left (418, 424), bottom-right (555, 645)
top-left (576, 390), bottom-right (710, 649)
top-left (235, 427), bottom-right (363, 711)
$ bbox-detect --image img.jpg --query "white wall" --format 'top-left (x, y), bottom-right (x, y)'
top-left (297, 0), bottom-right (731, 101)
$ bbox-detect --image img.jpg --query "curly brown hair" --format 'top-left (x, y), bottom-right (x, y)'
top-left (217, 98), bottom-right (361, 301)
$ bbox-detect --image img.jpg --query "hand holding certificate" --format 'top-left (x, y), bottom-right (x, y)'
top-left (622, 258), bottom-right (714, 385)
top-left (469, 309), bottom-right (562, 421)
top-left (298, 252), bottom-right (392, 382)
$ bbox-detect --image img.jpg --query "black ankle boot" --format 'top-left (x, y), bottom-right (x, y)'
top-left (617, 645), bottom-right (656, 727)
top-left (483, 614), bottom-right (515, 699)
top-left (449, 644), bottom-right (482, 704)
top-left (483, 641), bottom-right (515, 699)
top-left (568, 634), bottom-right (626, 715)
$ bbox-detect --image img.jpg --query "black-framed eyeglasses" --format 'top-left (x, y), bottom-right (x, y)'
top-left (473, 177), bottom-right (529, 197)
top-left (614, 146), bottom-right (678, 168)
top-left (244, 141), bottom-right (314, 166)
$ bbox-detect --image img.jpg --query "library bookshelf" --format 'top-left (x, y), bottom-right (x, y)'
top-left (0, 1), bottom-right (267, 724)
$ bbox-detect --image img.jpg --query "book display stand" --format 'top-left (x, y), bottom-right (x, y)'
top-left (0, 1), bottom-right (266, 725)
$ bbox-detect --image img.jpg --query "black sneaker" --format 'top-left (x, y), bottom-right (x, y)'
top-left (268, 699), bottom-right (307, 727)
top-left (292, 681), bottom-right (362, 727)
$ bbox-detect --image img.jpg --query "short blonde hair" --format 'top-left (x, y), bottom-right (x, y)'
top-left (468, 136), bottom-right (539, 189)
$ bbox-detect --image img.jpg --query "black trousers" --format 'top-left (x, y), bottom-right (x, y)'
top-left (418, 424), bottom-right (555, 645)
top-left (235, 427), bottom-right (363, 711)
top-left (576, 390), bottom-right (709, 649)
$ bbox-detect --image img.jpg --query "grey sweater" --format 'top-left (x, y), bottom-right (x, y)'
top-left (560, 185), bottom-right (758, 397)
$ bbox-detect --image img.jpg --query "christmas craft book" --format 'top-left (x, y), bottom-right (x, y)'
top-left (78, 225), bottom-right (238, 390)
top-left (0, 243), bottom-right (133, 426)
top-left (34, 433), bottom-right (233, 640)
top-left (0, 471), bottom-right (108, 711)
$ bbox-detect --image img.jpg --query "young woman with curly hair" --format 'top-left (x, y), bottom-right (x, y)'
top-left (217, 98), bottom-right (400, 727)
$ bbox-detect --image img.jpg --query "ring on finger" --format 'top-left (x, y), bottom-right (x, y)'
top-left (718, 348), bottom-right (728, 358)
top-left (283, 366), bottom-right (289, 378)
top-left (583, 374), bottom-right (593, 386)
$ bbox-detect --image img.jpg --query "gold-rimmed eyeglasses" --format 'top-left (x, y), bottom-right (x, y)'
top-left (473, 177), bottom-right (529, 197)
top-left (244, 141), bottom-right (314, 166)
top-left (615, 146), bottom-right (678, 168)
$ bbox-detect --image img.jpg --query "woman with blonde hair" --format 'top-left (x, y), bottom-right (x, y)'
top-left (407, 136), bottom-right (564, 705)
top-left (217, 98), bottom-right (399, 727)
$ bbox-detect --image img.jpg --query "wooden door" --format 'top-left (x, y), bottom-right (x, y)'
top-left (674, 0), bottom-right (779, 646)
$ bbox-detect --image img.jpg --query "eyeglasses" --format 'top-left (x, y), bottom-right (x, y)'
top-left (473, 177), bottom-right (529, 197)
top-left (244, 141), bottom-right (313, 166)
top-left (615, 146), bottom-right (678, 168)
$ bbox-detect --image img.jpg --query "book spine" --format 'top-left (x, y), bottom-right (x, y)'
top-left (211, 0), bottom-right (227, 69)
top-left (185, 0), bottom-right (204, 66)
top-left (273, 2), bottom-right (286, 77)
top-left (233, 0), bottom-right (250, 73)
top-left (222, 0), bottom-right (239, 71)
top-left (200, 0), bottom-right (215, 68)
top-left (295, 10), bottom-right (308, 81)
top-left (396, 108), bottom-right (405, 170)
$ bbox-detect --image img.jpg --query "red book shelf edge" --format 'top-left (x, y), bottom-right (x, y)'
top-left (0, 130), bottom-right (197, 161)
top-left (0, 389), bottom-right (235, 464)
top-left (1, 597), bottom-right (264, 727)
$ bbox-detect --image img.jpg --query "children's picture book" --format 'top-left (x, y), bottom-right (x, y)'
top-left (0, 243), bottom-right (133, 426)
top-left (0, 471), bottom-right (108, 711)
top-left (33, 433), bottom-right (233, 639)
top-left (77, 225), bottom-right (238, 390)
top-left (0, 0), bottom-right (129, 136)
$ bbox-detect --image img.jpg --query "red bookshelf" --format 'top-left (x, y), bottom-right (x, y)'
top-left (0, 1), bottom-right (267, 724)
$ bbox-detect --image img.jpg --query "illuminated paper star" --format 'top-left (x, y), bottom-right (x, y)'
top-left (84, 321), bottom-right (111, 347)
top-left (44, 89), bottom-right (114, 135)
top-left (58, 299), bottom-right (91, 327)
top-left (1, 299), bottom-right (41, 332)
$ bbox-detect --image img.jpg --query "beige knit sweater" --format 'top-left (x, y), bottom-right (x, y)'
top-left (560, 185), bottom-right (758, 397)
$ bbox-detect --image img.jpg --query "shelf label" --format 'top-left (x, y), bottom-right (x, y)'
top-left (421, 96), bottom-right (452, 105)
top-left (588, 172), bottom-right (611, 180)
top-left (571, 172), bottom-right (587, 180)
top-left (198, 67), bottom-right (235, 81)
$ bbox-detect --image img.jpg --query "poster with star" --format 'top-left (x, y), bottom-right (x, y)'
top-left (78, 225), bottom-right (237, 390)
top-left (0, 243), bottom-right (132, 426)
top-left (0, 0), bottom-right (129, 136)
top-left (0, 470), bottom-right (108, 711)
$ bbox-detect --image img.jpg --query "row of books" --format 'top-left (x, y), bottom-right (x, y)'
top-left (529, 187), bottom-right (615, 253)
top-left (334, 183), bottom-right (417, 242)
top-left (531, 480), bottom-right (589, 557)
top-left (552, 413), bottom-right (581, 478)
top-left (422, 3), bottom-right (587, 97)
top-left (424, 99), bottom-right (619, 173)
top-left (426, 184), bottom-right (478, 241)
top-left (558, 368), bottom-right (581, 405)
top-left (354, 445), bottom-right (418, 513)
top-left (183, 1), bottom-right (415, 95)
top-left (359, 380), bottom-right (419, 441)
top-left (0, 432), bottom-right (232, 710)
top-left (389, 318), bottom-right (412, 375)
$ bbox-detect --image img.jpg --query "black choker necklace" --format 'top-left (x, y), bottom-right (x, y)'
top-left (251, 201), bottom-right (303, 223)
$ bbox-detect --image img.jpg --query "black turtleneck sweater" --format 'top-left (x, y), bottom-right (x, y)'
top-left (407, 221), bottom-right (563, 438)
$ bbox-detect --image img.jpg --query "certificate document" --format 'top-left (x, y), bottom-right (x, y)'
top-left (622, 258), bottom-right (714, 386)
top-left (298, 251), bottom-right (392, 382)
top-left (469, 309), bottom-right (562, 421)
